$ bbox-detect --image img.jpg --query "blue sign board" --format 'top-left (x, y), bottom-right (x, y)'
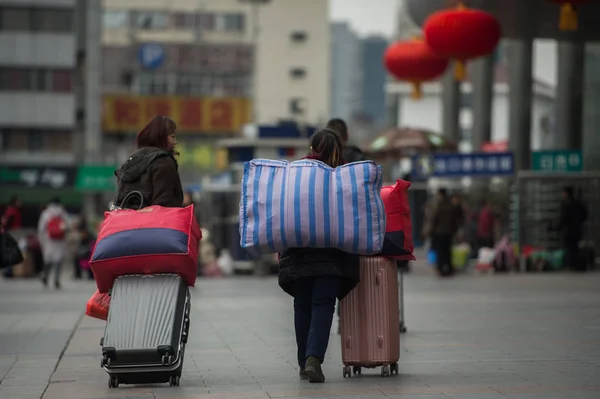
top-left (138, 43), bottom-right (165, 70)
top-left (412, 152), bottom-right (515, 179)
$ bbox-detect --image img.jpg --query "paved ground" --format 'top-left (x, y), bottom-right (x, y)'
top-left (1, 261), bottom-right (600, 399)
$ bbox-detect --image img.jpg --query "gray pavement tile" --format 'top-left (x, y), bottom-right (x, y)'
top-left (384, 396), bottom-right (451, 399)
top-left (42, 381), bottom-right (155, 399)
top-left (0, 384), bottom-right (47, 399)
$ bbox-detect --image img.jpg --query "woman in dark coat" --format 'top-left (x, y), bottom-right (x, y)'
top-left (114, 116), bottom-right (184, 209)
top-left (278, 128), bottom-right (360, 383)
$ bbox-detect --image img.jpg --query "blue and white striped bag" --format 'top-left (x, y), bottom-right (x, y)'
top-left (239, 159), bottom-right (386, 255)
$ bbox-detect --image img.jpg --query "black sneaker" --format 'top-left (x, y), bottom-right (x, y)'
top-left (41, 276), bottom-right (48, 287)
top-left (304, 356), bottom-right (325, 383)
top-left (54, 281), bottom-right (61, 290)
top-left (299, 367), bottom-right (308, 380)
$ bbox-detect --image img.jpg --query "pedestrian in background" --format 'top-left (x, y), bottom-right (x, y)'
top-left (427, 188), bottom-right (458, 277)
top-left (38, 197), bottom-right (70, 289)
top-left (326, 118), bottom-right (366, 163)
top-left (557, 186), bottom-right (588, 270)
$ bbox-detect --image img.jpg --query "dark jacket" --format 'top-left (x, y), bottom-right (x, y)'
top-left (278, 248), bottom-right (360, 300)
top-left (431, 198), bottom-right (458, 236)
top-left (558, 198), bottom-right (588, 240)
top-left (114, 147), bottom-right (184, 209)
top-left (343, 145), bottom-right (366, 163)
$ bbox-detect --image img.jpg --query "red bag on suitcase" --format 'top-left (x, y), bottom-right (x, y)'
top-left (86, 290), bottom-right (110, 321)
top-left (340, 256), bottom-right (400, 377)
top-left (91, 205), bottom-right (201, 293)
top-left (380, 180), bottom-right (415, 261)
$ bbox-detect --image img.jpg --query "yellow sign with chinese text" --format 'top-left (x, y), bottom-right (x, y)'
top-left (102, 95), bottom-right (251, 134)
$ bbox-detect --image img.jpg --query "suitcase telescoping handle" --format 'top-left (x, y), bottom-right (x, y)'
top-left (376, 272), bottom-right (381, 285)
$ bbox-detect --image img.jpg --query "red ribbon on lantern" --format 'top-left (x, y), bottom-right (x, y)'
top-left (383, 38), bottom-right (449, 100)
top-left (423, 1), bottom-right (501, 81)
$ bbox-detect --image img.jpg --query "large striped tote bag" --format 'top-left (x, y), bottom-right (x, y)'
top-left (239, 159), bottom-right (386, 255)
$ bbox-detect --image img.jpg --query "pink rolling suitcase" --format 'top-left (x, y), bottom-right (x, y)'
top-left (340, 256), bottom-right (400, 377)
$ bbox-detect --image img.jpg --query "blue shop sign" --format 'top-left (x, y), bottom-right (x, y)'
top-left (138, 43), bottom-right (165, 70)
top-left (412, 152), bottom-right (514, 179)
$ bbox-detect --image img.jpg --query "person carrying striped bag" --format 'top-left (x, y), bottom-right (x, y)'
top-left (277, 128), bottom-right (360, 384)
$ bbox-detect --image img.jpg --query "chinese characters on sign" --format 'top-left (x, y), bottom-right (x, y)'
top-left (0, 166), bottom-right (77, 189)
top-left (412, 152), bottom-right (515, 179)
top-left (102, 95), bottom-right (252, 134)
top-left (531, 150), bottom-right (583, 173)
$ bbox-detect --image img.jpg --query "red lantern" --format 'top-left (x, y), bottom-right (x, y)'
top-left (423, 2), bottom-right (501, 81)
top-left (384, 38), bottom-right (449, 100)
top-left (548, 0), bottom-right (591, 31)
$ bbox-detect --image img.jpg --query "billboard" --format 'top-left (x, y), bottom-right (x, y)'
top-left (102, 95), bottom-right (251, 134)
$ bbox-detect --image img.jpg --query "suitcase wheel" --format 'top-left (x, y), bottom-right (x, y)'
top-left (381, 365), bottom-right (391, 377)
top-left (352, 366), bottom-right (361, 376)
top-left (343, 365), bottom-right (352, 378)
top-left (161, 355), bottom-right (174, 366)
top-left (108, 376), bottom-right (119, 388)
top-left (101, 354), bottom-right (111, 368)
top-left (169, 375), bottom-right (180, 387)
top-left (390, 362), bottom-right (399, 375)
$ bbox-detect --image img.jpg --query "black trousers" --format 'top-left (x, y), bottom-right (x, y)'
top-left (564, 237), bottom-right (580, 270)
top-left (432, 234), bottom-right (453, 276)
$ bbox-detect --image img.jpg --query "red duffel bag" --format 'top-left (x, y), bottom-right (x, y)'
top-left (91, 205), bottom-right (201, 293)
top-left (379, 179), bottom-right (415, 261)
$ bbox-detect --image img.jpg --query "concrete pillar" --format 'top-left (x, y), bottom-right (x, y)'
top-left (582, 44), bottom-right (600, 171)
top-left (442, 68), bottom-right (461, 142)
top-left (554, 42), bottom-right (585, 150)
top-left (387, 91), bottom-right (400, 127)
top-left (471, 55), bottom-right (495, 152)
top-left (507, 39), bottom-right (534, 171)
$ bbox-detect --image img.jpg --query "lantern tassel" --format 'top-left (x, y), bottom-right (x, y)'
top-left (559, 3), bottom-right (578, 31)
top-left (410, 82), bottom-right (423, 100)
top-left (454, 60), bottom-right (467, 81)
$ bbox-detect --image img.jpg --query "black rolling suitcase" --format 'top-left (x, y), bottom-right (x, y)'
top-left (100, 274), bottom-right (191, 388)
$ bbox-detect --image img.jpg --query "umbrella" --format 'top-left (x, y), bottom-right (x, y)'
top-left (364, 127), bottom-right (458, 158)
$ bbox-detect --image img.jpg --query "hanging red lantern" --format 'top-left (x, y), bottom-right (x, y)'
top-left (548, 0), bottom-right (591, 31)
top-left (423, 1), bottom-right (501, 81)
top-left (384, 38), bottom-right (449, 100)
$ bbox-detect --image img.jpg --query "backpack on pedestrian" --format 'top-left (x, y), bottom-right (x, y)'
top-left (47, 215), bottom-right (67, 240)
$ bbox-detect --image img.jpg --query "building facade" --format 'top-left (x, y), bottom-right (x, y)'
top-left (330, 22), bottom-right (362, 123)
top-left (101, 0), bottom-right (330, 174)
top-left (0, 0), bottom-right (77, 166)
top-left (361, 35), bottom-right (388, 126)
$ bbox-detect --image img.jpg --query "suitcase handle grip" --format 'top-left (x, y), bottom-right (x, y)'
top-left (378, 335), bottom-right (384, 348)
top-left (376, 273), bottom-right (381, 286)
top-left (345, 336), bottom-right (351, 349)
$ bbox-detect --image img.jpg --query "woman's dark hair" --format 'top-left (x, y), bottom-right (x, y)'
top-left (309, 128), bottom-right (343, 167)
top-left (136, 116), bottom-right (177, 152)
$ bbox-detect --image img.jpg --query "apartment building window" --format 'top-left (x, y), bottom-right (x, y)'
top-left (137, 73), bottom-right (176, 95)
top-left (0, 68), bottom-right (73, 92)
top-left (172, 12), bottom-right (195, 29)
top-left (32, 8), bottom-right (73, 32)
top-left (290, 68), bottom-right (307, 79)
top-left (103, 10), bottom-right (129, 29)
top-left (0, 129), bottom-right (72, 152)
top-left (0, 7), bottom-right (73, 32)
top-left (291, 31), bottom-right (308, 43)
top-left (222, 13), bottom-right (245, 32)
top-left (0, 7), bottom-right (31, 31)
top-left (135, 11), bottom-right (168, 30)
top-left (196, 13), bottom-right (215, 31)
